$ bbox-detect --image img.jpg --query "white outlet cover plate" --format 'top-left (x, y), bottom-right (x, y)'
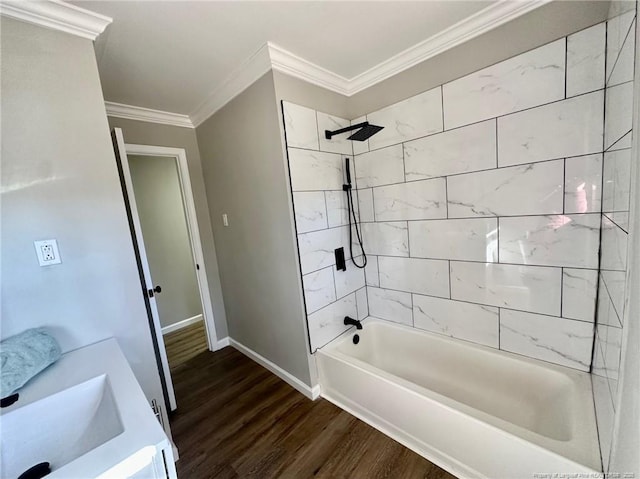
top-left (34, 239), bottom-right (62, 266)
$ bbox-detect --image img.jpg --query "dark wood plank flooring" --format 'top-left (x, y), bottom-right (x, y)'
top-left (164, 321), bottom-right (209, 371)
top-left (169, 347), bottom-right (456, 479)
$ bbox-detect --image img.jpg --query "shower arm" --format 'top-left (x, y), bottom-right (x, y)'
top-left (325, 122), bottom-right (370, 140)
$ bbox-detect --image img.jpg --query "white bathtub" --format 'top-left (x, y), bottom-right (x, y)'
top-left (316, 318), bottom-right (601, 479)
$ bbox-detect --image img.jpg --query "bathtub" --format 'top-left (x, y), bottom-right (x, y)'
top-left (316, 318), bottom-right (601, 479)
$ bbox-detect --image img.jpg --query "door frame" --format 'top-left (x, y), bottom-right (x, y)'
top-left (124, 142), bottom-right (220, 353)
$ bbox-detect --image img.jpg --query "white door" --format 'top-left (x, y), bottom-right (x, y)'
top-left (111, 128), bottom-right (177, 411)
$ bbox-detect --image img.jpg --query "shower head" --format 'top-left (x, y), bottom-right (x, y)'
top-left (325, 121), bottom-right (384, 142)
top-left (346, 124), bottom-right (384, 141)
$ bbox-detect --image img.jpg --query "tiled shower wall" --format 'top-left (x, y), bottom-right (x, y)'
top-left (592, 2), bottom-right (637, 472)
top-left (283, 19), bottom-right (616, 371)
top-left (283, 102), bottom-right (368, 351)
top-left (351, 23), bottom-right (608, 373)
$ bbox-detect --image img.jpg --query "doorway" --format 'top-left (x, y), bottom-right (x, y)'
top-left (112, 128), bottom-right (218, 412)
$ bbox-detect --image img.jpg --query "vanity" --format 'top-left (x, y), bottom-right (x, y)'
top-left (0, 339), bottom-right (177, 479)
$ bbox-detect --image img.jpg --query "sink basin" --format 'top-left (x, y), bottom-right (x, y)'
top-left (1, 374), bottom-right (124, 478)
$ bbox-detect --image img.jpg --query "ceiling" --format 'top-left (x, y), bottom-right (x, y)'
top-left (73, 1), bottom-right (497, 116)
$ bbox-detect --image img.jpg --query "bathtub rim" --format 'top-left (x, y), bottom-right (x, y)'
top-left (316, 317), bottom-right (601, 474)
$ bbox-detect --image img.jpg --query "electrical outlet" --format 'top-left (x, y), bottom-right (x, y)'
top-left (34, 239), bottom-right (62, 266)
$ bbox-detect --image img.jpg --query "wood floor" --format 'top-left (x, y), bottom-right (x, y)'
top-left (169, 347), bottom-right (456, 479)
top-left (164, 321), bottom-right (209, 370)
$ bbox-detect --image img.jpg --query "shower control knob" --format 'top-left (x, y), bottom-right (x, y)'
top-left (147, 285), bottom-right (162, 298)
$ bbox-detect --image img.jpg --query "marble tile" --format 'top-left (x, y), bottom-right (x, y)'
top-left (365, 255), bottom-right (379, 287)
top-left (564, 154), bottom-right (603, 214)
top-left (603, 149), bottom-right (632, 213)
top-left (351, 116), bottom-right (370, 155)
top-left (592, 372), bottom-right (615, 471)
top-left (317, 111), bottom-right (353, 155)
top-left (562, 268), bottom-right (598, 322)
top-left (447, 160), bottom-right (564, 218)
top-left (367, 87), bottom-right (443, 150)
top-left (298, 226), bottom-right (352, 274)
top-left (601, 216), bottom-right (628, 271)
top-left (409, 218), bottom-right (498, 262)
top-left (367, 287), bottom-right (413, 325)
top-left (606, 211), bottom-right (631, 232)
top-left (354, 145), bottom-right (404, 189)
top-left (450, 262), bottom-right (562, 316)
top-left (357, 188), bottom-right (374, 222)
top-left (334, 259), bottom-right (366, 299)
top-left (566, 23), bottom-right (606, 97)
top-left (499, 310), bottom-right (594, 370)
top-left (325, 190), bottom-right (357, 228)
top-left (378, 256), bottom-right (450, 298)
top-left (288, 148), bottom-right (343, 192)
top-left (602, 269), bottom-right (627, 321)
top-left (605, 81), bottom-right (634, 149)
top-left (302, 267), bottom-right (336, 314)
top-left (498, 214), bottom-right (601, 268)
top-left (373, 178), bottom-right (447, 221)
top-left (308, 293), bottom-right (357, 351)
top-left (596, 281), bottom-right (616, 328)
top-left (593, 335), bottom-right (608, 377)
top-left (443, 40), bottom-right (565, 129)
top-left (356, 287), bottom-right (368, 321)
top-left (608, 19), bottom-right (636, 87)
top-left (608, 130), bottom-right (633, 151)
top-left (293, 191), bottom-right (327, 233)
top-left (404, 120), bottom-right (496, 181)
top-left (361, 222), bottom-right (409, 257)
top-left (606, 10), bottom-right (636, 80)
top-left (413, 295), bottom-right (499, 348)
top-left (497, 91), bottom-right (604, 167)
top-left (602, 324), bottom-right (623, 383)
top-left (283, 102), bottom-right (319, 150)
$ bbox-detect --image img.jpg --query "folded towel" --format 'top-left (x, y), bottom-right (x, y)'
top-left (0, 328), bottom-right (61, 398)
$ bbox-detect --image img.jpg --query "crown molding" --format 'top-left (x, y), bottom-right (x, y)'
top-left (105, 101), bottom-right (194, 128)
top-left (190, 43), bottom-right (273, 127)
top-left (112, 0), bottom-right (551, 127)
top-left (0, 0), bottom-right (112, 40)
top-left (267, 42), bottom-right (350, 96)
top-left (187, 0), bottom-right (550, 124)
top-left (348, 0), bottom-right (553, 94)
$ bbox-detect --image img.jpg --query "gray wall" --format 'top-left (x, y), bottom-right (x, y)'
top-left (107, 116), bottom-right (228, 338)
top-left (196, 71), bottom-right (312, 385)
top-left (128, 155), bottom-right (202, 329)
top-left (347, 1), bottom-right (610, 118)
top-left (0, 17), bottom-right (165, 406)
top-left (272, 70), bottom-right (349, 119)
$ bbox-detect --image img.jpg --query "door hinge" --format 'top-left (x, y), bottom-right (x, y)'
top-left (151, 398), bottom-right (165, 428)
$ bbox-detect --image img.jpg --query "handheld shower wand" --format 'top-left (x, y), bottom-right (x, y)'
top-left (344, 158), bottom-right (367, 269)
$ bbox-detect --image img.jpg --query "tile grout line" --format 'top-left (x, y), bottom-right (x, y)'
top-left (358, 87), bottom-right (607, 155)
top-left (365, 284), bottom-right (596, 325)
top-left (292, 152), bottom-right (607, 195)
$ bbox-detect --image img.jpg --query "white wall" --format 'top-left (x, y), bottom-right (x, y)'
top-left (128, 154), bottom-right (202, 328)
top-left (0, 17), bottom-right (165, 413)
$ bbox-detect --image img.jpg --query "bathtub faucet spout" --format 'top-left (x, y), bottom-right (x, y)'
top-left (344, 316), bottom-right (363, 330)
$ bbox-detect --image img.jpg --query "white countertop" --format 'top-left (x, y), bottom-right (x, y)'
top-left (1, 338), bottom-right (170, 478)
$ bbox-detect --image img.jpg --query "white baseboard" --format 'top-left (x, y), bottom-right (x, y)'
top-left (216, 337), bottom-right (230, 350)
top-left (161, 314), bottom-right (203, 335)
top-left (229, 338), bottom-right (320, 400)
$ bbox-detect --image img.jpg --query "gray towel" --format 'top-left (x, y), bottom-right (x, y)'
top-left (0, 328), bottom-right (61, 398)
